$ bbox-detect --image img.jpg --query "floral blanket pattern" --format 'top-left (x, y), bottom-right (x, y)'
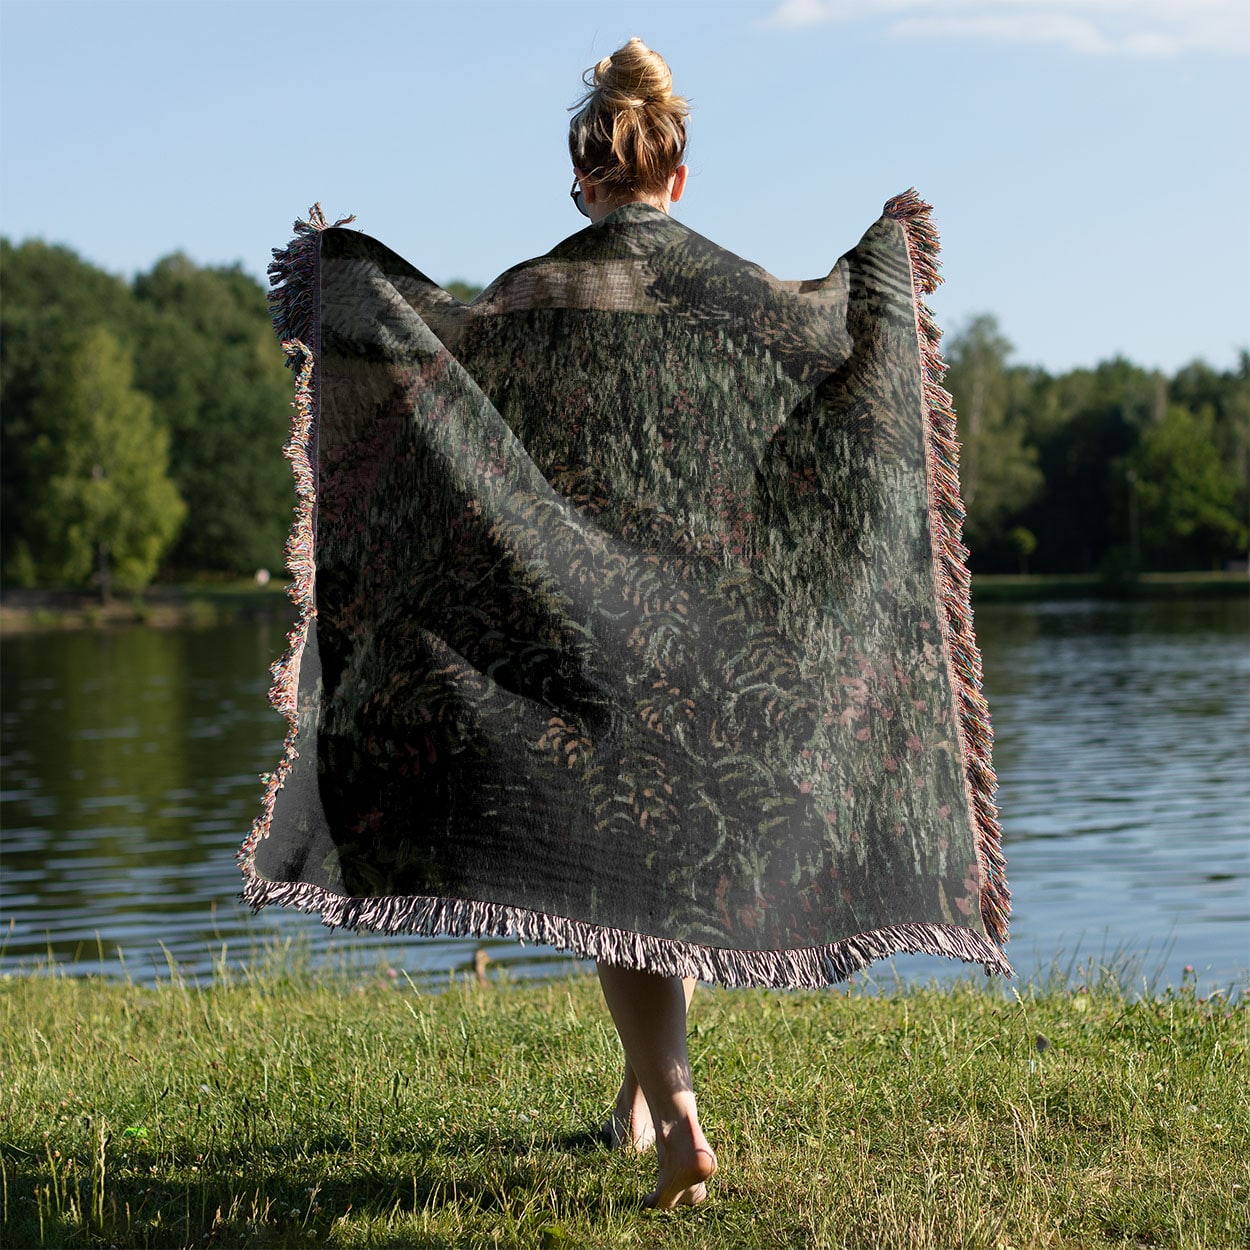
top-left (239, 194), bottom-right (1011, 987)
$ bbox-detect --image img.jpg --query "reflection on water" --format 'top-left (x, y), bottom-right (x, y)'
top-left (969, 597), bottom-right (1249, 990)
top-left (2, 597), bottom-right (1246, 990)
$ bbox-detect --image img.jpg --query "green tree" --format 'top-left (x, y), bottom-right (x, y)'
top-left (26, 327), bottom-right (185, 598)
top-left (444, 280), bottom-right (483, 303)
top-left (1, 239), bottom-right (139, 580)
top-left (1168, 353), bottom-right (1250, 542)
top-left (943, 316), bottom-right (1043, 560)
top-left (132, 255), bottom-right (293, 574)
top-left (1007, 526), bottom-right (1037, 575)
top-left (1021, 357), bottom-right (1161, 573)
top-left (1131, 405), bottom-right (1247, 569)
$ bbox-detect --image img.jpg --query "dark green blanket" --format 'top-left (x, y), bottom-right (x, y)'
top-left (239, 192), bottom-right (1011, 986)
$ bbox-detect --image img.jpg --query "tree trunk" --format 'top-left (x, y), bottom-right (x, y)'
top-left (98, 541), bottom-right (112, 606)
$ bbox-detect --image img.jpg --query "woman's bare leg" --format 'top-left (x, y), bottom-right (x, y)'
top-left (602, 978), bottom-right (696, 1152)
top-left (603, 1057), bottom-right (654, 1151)
top-left (596, 964), bottom-right (716, 1208)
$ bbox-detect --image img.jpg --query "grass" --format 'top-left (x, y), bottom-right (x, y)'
top-left (1, 959), bottom-right (1246, 1249)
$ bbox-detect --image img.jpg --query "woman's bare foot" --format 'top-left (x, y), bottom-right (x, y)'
top-left (602, 1069), bottom-right (655, 1151)
top-left (594, 965), bottom-right (713, 1207)
top-left (644, 1116), bottom-right (717, 1209)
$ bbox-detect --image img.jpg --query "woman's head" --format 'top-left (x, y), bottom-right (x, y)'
top-left (568, 38), bottom-right (688, 202)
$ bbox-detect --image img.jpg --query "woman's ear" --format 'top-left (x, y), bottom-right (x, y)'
top-left (669, 165), bottom-right (688, 203)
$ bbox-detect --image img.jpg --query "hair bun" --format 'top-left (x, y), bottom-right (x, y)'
top-left (569, 38), bottom-right (689, 197)
top-left (594, 36), bottom-right (673, 109)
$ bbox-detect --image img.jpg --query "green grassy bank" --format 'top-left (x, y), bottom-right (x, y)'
top-left (0, 582), bottom-right (292, 634)
top-left (2, 965), bottom-right (1246, 1249)
top-left (969, 571), bottom-right (1248, 602)
top-left (1, 570), bottom-right (1246, 634)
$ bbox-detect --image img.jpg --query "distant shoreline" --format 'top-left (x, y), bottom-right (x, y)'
top-left (1, 570), bottom-right (1245, 634)
top-left (969, 569), bottom-right (1248, 602)
top-left (0, 582), bottom-right (293, 634)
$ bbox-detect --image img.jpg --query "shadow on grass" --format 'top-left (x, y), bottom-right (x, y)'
top-left (6, 1125), bottom-right (632, 1249)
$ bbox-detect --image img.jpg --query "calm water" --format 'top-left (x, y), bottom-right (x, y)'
top-left (2, 598), bottom-right (1247, 992)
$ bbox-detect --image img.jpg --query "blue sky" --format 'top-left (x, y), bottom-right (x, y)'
top-left (2, 0), bottom-right (1246, 375)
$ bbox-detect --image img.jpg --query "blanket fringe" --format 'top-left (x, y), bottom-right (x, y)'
top-left (239, 205), bottom-right (349, 873)
top-left (240, 873), bottom-right (1013, 988)
top-left (266, 203), bottom-right (355, 352)
top-left (884, 189), bottom-right (1010, 946)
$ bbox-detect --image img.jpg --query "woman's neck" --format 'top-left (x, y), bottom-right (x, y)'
top-left (586, 192), bottom-right (669, 225)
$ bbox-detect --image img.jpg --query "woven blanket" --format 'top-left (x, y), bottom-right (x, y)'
top-left (239, 192), bottom-right (1012, 987)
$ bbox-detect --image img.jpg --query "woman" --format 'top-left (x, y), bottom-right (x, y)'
top-left (567, 39), bottom-right (717, 1209)
top-left (244, 37), bottom-right (1011, 1215)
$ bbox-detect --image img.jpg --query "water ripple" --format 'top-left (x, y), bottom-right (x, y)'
top-left (1, 601), bottom-right (1246, 991)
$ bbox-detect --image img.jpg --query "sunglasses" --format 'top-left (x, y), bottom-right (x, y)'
top-left (570, 177), bottom-right (589, 218)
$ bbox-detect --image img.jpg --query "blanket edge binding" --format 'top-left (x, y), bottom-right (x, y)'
top-left (884, 188), bottom-right (1010, 947)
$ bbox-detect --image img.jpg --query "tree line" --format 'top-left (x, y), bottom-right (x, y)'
top-left (1, 238), bottom-right (1246, 597)
top-left (945, 316), bottom-right (1247, 576)
top-left (2, 240), bottom-right (294, 597)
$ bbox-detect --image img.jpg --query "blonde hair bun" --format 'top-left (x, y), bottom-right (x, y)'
top-left (592, 36), bottom-right (676, 110)
top-left (569, 38), bottom-right (689, 197)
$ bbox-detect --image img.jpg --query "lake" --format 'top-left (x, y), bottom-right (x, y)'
top-left (2, 597), bottom-right (1247, 994)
